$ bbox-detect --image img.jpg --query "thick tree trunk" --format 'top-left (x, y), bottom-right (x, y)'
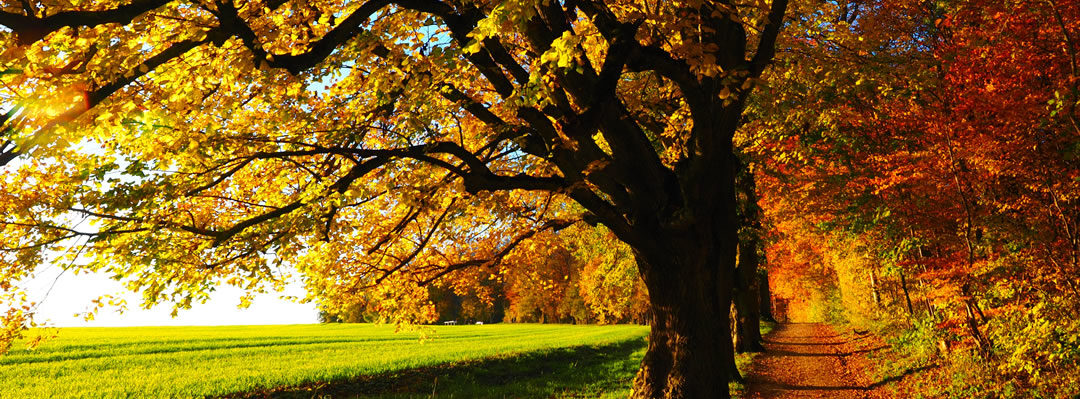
top-left (733, 239), bottom-right (765, 352)
top-left (622, 45), bottom-right (775, 395)
top-left (629, 149), bottom-right (740, 398)
top-left (631, 249), bottom-right (737, 398)
top-left (759, 269), bottom-right (776, 322)
top-left (733, 289), bottom-right (764, 352)
top-left (732, 163), bottom-right (765, 353)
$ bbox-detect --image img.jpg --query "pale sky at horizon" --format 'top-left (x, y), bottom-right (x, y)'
top-left (3, 57), bottom-right (335, 328)
top-left (3, 153), bottom-right (320, 328)
top-left (25, 263), bottom-right (319, 327)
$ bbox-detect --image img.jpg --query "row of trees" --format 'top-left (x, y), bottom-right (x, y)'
top-left (317, 197), bottom-right (776, 342)
top-left (318, 224), bottom-right (652, 325)
top-left (747, 0), bottom-right (1079, 395)
top-left (4, 0), bottom-right (1075, 396)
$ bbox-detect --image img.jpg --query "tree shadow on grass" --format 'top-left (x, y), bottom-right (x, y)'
top-left (230, 338), bottom-right (647, 399)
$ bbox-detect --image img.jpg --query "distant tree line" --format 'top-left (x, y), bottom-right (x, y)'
top-left (317, 224), bottom-right (652, 325)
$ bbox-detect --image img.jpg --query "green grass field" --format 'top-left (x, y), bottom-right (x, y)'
top-left (4, 323), bottom-right (648, 398)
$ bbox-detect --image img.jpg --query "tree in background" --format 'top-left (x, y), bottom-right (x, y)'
top-left (500, 223), bottom-right (651, 325)
top-left (500, 230), bottom-right (585, 324)
top-left (731, 159), bottom-right (767, 352)
top-left (0, 0), bottom-right (789, 396)
top-left (318, 223), bottom-right (650, 325)
top-left (571, 223), bottom-right (651, 325)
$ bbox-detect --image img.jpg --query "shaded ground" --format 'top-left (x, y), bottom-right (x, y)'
top-left (745, 323), bottom-right (891, 398)
top-left (232, 337), bottom-right (647, 398)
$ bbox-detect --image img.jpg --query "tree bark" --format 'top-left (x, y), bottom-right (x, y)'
top-left (629, 148), bottom-right (741, 398)
top-left (964, 299), bottom-right (992, 358)
top-left (728, 303), bottom-right (745, 382)
top-left (899, 269), bottom-right (915, 315)
top-left (733, 238), bottom-right (765, 352)
top-left (733, 165), bottom-right (765, 353)
top-left (869, 267), bottom-right (882, 308)
top-left (631, 248), bottom-right (738, 398)
top-left (759, 269), bottom-right (776, 322)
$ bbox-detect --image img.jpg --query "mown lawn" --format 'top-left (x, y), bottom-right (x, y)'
top-left (4, 323), bottom-right (648, 398)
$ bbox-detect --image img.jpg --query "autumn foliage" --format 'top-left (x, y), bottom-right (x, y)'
top-left (1, 0), bottom-right (1077, 396)
top-left (319, 224), bottom-right (650, 325)
top-left (745, 0), bottom-right (1080, 395)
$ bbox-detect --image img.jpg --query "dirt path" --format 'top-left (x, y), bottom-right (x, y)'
top-left (745, 323), bottom-right (886, 399)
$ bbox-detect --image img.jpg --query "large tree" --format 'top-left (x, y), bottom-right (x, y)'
top-left (0, 0), bottom-right (788, 396)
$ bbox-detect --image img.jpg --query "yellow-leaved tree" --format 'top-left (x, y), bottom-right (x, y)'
top-left (0, 0), bottom-right (788, 396)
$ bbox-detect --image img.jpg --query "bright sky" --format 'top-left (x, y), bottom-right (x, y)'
top-left (25, 263), bottom-right (319, 327)
top-left (4, 58), bottom-right (343, 328)
top-left (1, 126), bottom-right (319, 327)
